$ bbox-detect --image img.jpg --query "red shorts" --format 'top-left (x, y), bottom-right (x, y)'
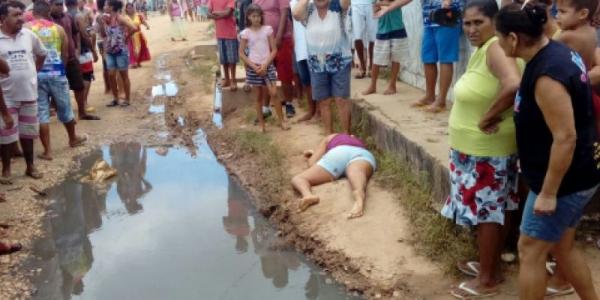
top-left (274, 37), bottom-right (294, 83)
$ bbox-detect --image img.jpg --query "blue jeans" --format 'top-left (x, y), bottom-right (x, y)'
top-left (520, 185), bottom-right (599, 242)
top-left (37, 76), bottom-right (74, 124)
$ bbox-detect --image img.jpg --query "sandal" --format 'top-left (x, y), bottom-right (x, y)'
top-left (546, 286), bottom-right (575, 298)
top-left (80, 114), bottom-right (101, 120)
top-left (0, 177), bottom-right (13, 185)
top-left (457, 261), bottom-right (480, 277)
top-left (0, 241), bottom-right (21, 255)
top-left (120, 102), bottom-right (131, 107)
top-left (450, 282), bottom-right (499, 299)
top-left (106, 100), bottom-right (119, 107)
top-left (69, 135), bottom-right (87, 148)
top-left (25, 170), bottom-right (43, 180)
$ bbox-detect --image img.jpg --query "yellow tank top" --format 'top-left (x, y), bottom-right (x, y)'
top-left (448, 36), bottom-right (523, 157)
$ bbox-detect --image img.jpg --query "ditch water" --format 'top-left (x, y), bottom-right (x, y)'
top-left (27, 134), bottom-right (360, 299)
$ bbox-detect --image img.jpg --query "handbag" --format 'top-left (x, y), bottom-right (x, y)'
top-left (430, 7), bottom-right (461, 27)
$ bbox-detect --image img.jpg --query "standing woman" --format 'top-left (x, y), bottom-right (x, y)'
top-left (103, 0), bottom-right (136, 107)
top-left (168, 0), bottom-right (187, 41)
top-left (125, 3), bottom-right (151, 68)
top-left (441, 0), bottom-right (522, 298)
top-left (496, 3), bottom-right (600, 299)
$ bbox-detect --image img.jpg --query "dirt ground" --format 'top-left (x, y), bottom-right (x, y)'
top-left (2, 13), bottom-right (600, 300)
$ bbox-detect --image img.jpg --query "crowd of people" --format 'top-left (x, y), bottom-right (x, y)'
top-left (0, 0), bottom-right (152, 255)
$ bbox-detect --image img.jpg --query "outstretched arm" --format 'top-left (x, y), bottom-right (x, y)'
top-left (307, 135), bottom-right (336, 167)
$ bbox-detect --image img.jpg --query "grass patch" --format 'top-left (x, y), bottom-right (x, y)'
top-left (352, 109), bottom-right (477, 273)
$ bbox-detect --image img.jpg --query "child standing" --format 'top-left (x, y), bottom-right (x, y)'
top-left (208, 0), bottom-right (239, 90)
top-left (362, 0), bottom-right (411, 95)
top-left (239, 4), bottom-right (289, 132)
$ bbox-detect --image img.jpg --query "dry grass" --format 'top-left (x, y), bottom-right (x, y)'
top-left (352, 110), bottom-right (477, 273)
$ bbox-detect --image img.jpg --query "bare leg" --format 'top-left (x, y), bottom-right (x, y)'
top-left (1, 142), bottom-right (13, 179)
top-left (319, 99), bottom-right (333, 134)
top-left (108, 70), bottom-right (119, 103)
top-left (335, 98), bottom-right (351, 134)
top-left (291, 165), bottom-right (333, 212)
top-left (354, 40), bottom-right (366, 78)
top-left (412, 63), bottom-right (437, 107)
top-left (64, 120), bottom-right (86, 147)
top-left (38, 124), bottom-right (52, 160)
top-left (222, 64), bottom-right (231, 87)
top-left (427, 63), bottom-right (453, 112)
top-left (119, 70), bottom-right (131, 104)
top-left (74, 89), bottom-right (87, 118)
top-left (345, 160), bottom-right (373, 219)
top-left (268, 84), bottom-right (288, 130)
top-left (255, 87), bottom-right (265, 132)
top-left (553, 229), bottom-right (598, 300)
top-left (281, 81), bottom-right (294, 105)
top-left (298, 86), bottom-right (315, 122)
top-left (103, 64), bottom-right (110, 94)
top-left (384, 62), bottom-right (400, 95)
top-left (229, 64), bottom-right (237, 91)
top-left (518, 235), bottom-right (554, 300)
top-left (368, 42), bottom-right (374, 74)
top-left (362, 64), bottom-right (380, 95)
top-left (20, 138), bottom-right (40, 178)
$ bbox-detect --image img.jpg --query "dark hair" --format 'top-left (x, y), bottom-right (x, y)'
top-left (0, 0), bottom-right (25, 18)
top-left (65, 0), bottom-right (77, 7)
top-left (97, 0), bottom-right (106, 11)
top-left (108, 0), bottom-right (123, 12)
top-left (245, 4), bottom-right (264, 27)
top-left (561, 0), bottom-right (599, 21)
top-left (465, 0), bottom-right (499, 19)
top-left (125, 2), bottom-right (133, 9)
top-left (33, 0), bottom-right (51, 16)
top-left (496, 2), bottom-right (548, 42)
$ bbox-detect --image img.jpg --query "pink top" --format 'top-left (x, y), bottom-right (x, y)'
top-left (208, 0), bottom-right (237, 39)
top-left (170, 1), bottom-right (182, 17)
top-left (326, 134), bottom-right (366, 151)
top-left (240, 26), bottom-right (273, 65)
top-left (253, 0), bottom-right (292, 39)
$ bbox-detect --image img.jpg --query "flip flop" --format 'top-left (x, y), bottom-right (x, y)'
top-left (120, 102), bottom-right (131, 107)
top-left (0, 242), bottom-right (21, 255)
top-left (37, 154), bottom-right (53, 161)
top-left (70, 135), bottom-right (87, 148)
top-left (106, 100), bottom-right (119, 107)
top-left (25, 170), bottom-right (43, 180)
top-left (80, 114), bottom-right (101, 120)
top-left (546, 261), bottom-right (556, 276)
top-left (546, 286), bottom-right (575, 298)
top-left (457, 261), bottom-right (480, 277)
top-left (450, 282), bottom-right (499, 299)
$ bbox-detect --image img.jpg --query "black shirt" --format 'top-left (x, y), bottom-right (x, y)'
top-left (515, 40), bottom-right (600, 196)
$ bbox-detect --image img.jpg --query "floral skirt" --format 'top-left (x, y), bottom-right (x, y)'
top-left (441, 149), bottom-right (519, 226)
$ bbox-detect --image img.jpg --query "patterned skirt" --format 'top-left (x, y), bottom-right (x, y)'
top-left (441, 149), bottom-right (519, 226)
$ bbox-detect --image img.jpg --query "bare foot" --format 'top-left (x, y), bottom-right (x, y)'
top-left (25, 169), bottom-right (43, 180)
top-left (361, 86), bottom-right (376, 95)
top-left (281, 122), bottom-right (290, 131)
top-left (424, 103), bottom-right (446, 113)
top-left (298, 195), bottom-right (320, 212)
top-left (411, 95), bottom-right (435, 108)
top-left (297, 112), bottom-right (314, 122)
top-left (37, 153), bottom-right (53, 161)
top-left (222, 80), bottom-right (231, 88)
top-left (450, 278), bottom-right (499, 299)
top-left (230, 84), bottom-right (238, 92)
top-left (69, 135), bottom-right (87, 148)
top-left (347, 190), bottom-right (365, 219)
top-left (383, 86), bottom-right (397, 95)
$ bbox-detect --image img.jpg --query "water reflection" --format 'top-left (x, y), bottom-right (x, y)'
top-left (30, 143), bottom-right (359, 300)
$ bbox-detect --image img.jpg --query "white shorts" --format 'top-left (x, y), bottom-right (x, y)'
top-left (373, 38), bottom-right (409, 66)
top-left (351, 4), bottom-right (377, 43)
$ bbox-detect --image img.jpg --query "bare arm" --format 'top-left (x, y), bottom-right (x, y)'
top-left (118, 15), bottom-right (137, 31)
top-left (265, 33), bottom-right (278, 66)
top-left (535, 76), bottom-right (577, 208)
top-left (0, 57), bottom-right (8, 75)
top-left (59, 26), bottom-right (69, 65)
top-left (480, 41), bottom-right (522, 132)
top-left (238, 37), bottom-right (256, 68)
top-left (589, 48), bottom-right (600, 94)
top-left (292, 0), bottom-right (309, 22)
top-left (374, 0), bottom-right (412, 17)
top-left (307, 135), bottom-right (335, 167)
top-left (275, 7), bottom-right (289, 45)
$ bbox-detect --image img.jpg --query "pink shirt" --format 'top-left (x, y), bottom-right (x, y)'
top-left (208, 0), bottom-right (237, 39)
top-left (240, 25), bottom-right (273, 64)
top-left (253, 0), bottom-right (292, 39)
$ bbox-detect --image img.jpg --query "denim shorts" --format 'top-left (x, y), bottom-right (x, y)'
top-left (310, 62), bottom-right (351, 101)
top-left (105, 51), bottom-right (130, 71)
top-left (295, 59), bottom-right (311, 87)
top-left (317, 145), bottom-right (377, 179)
top-left (520, 185), bottom-right (599, 242)
top-left (421, 26), bottom-right (461, 64)
top-left (37, 76), bottom-right (74, 124)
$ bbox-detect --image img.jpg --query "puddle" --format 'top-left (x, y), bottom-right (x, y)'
top-left (212, 73), bottom-right (224, 129)
top-left (28, 135), bottom-right (361, 299)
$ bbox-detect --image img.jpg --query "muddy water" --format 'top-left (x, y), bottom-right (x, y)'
top-left (28, 137), bottom-right (360, 299)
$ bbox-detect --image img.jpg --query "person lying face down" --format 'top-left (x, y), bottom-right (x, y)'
top-left (291, 134), bottom-right (376, 219)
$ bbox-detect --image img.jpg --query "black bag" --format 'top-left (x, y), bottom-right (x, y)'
top-left (430, 8), bottom-right (461, 27)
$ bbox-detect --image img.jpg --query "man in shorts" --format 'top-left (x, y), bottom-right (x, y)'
top-left (351, 0), bottom-right (376, 79)
top-left (71, 0), bottom-right (98, 114)
top-left (28, 0), bottom-right (87, 161)
top-left (51, 0), bottom-right (100, 120)
top-left (0, 1), bottom-right (48, 182)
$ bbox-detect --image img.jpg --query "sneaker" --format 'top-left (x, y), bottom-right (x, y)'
top-left (285, 104), bottom-right (296, 118)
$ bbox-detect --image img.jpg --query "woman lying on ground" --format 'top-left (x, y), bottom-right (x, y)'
top-left (291, 134), bottom-right (376, 219)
